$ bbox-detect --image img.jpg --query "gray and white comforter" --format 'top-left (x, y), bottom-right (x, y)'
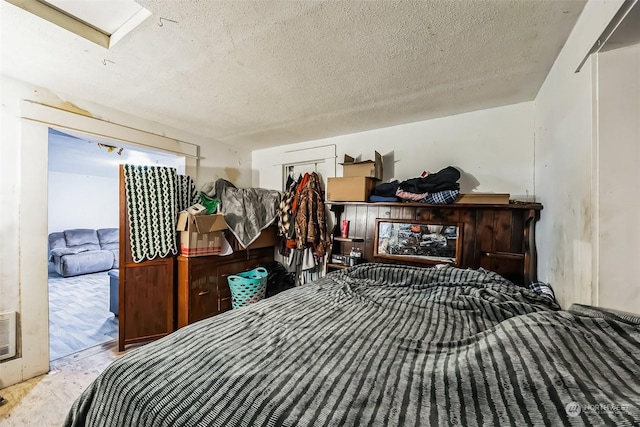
top-left (64, 264), bottom-right (640, 426)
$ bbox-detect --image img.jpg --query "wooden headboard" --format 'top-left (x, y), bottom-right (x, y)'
top-left (326, 201), bottom-right (542, 286)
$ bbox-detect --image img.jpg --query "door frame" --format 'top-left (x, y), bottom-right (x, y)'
top-left (5, 101), bottom-right (198, 385)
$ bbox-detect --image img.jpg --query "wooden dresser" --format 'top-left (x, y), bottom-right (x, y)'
top-left (327, 201), bottom-right (542, 286)
top-left (177, 247), bottom-right (274, 328)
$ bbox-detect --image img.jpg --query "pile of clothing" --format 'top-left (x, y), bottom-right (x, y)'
top-left (277, 172), bottom-right (330, 285)
top-left (264, 261), bottom-right (296, 297)
top-left (369, 166), bottom-right (460, 204)
top-left (204, 179), bottom-right (282, 249)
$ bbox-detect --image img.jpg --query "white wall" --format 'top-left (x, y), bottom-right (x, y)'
top-left (253, 102), bottom-right (535, 199)
top-left (596, 43), bottom-right (640, 313)
top-left (47, 172), bottom-right (119, 234)
top-left (0, 75), bottom-right (251, 389)
top-left (534, 0), bottom-right (625, 310)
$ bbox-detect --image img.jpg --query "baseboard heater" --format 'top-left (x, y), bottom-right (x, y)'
top-left (0, 311), bottom-right (16, 361)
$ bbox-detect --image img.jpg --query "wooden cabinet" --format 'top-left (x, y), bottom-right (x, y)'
top-left (177, 248), bottom-right (274, 327)
top-left (119, 166), bottom-right (176, 351)
top-left (327, 202), bottom-right (542, 286)
top-left (119, 256), bottom-right (175, 351)
top-left (326, 236), bottom-right (365, 273)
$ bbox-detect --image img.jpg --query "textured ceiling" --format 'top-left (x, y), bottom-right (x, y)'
top-left (1, 0), bottom-right (586, 150)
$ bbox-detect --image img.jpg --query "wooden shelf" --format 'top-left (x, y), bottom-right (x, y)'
top-left (326, 201), bottom-right (541, 285)
top-left (327, 263), bottom-right (349, 270)
top-left (326, 201), bottom-right (542, 210)
top-left (333, 236), bottom-right (365, 242)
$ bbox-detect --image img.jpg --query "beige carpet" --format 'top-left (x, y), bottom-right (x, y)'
top-left (0, 340), bottom-right (126, 427)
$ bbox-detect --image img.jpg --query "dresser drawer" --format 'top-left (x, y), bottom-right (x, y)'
top-left (177, 248), bottom-right (274, 328)
top-left (187, 271), bottom-right (219, 325)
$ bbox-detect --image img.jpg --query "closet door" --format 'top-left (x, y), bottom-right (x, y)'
top-left (118, 166), bottom-right (175, 351)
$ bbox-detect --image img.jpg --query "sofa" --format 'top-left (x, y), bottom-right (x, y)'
top-left (48, 228), bottom-right (119, 277)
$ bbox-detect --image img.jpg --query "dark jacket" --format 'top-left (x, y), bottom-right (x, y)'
top-left (399, 166), bottom-right (460, 193)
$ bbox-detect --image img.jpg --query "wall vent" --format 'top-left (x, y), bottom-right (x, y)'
top-left (0, 311), bottom-right (17, 361)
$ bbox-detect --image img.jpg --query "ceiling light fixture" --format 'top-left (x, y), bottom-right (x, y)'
top-left (98, 143), bottom-right (124, 155)
top-left (5, 0), bottom-right (152, 49)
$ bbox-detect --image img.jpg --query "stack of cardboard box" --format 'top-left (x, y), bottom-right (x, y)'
top-left (176, 204), bottom-right (229, 257)
top-left (327, 151), bottom-right (383, 202)
top-left (177, 204), bottom-right (280, 256)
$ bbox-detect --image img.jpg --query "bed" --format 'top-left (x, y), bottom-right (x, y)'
top-left (64, 263), bottom-right (640, 426)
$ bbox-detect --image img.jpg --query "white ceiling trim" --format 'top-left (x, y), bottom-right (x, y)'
top-left (20, 100), bottom-right (199, 159)
top-left (5, 0), bottom-right (151, 48)
top-left (575, 0), bottom-right (638, 72)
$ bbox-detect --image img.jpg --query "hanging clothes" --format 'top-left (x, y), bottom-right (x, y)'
top-left (276, 172), bottom-right (330, 285)
top-left (294, 172), bottom-right (329, 257)
top-left (283, 247), bottom-right (322, 286)
top-left (277, 179), bottom-right (297, 240)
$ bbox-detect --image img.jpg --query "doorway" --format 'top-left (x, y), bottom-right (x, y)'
top-left (5, 101), bottom-right (199, 386)
top-left (47, 128), bottom-right (186, 361)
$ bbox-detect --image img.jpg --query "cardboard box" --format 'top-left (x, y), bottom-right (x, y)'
top-left (340, 151), bottom-right (383, 180)
top-left (228, 226), bottom-right (278, 251)
top-left (186, 203), bottom-right (207, 216)
top-left (327, 177), bottom-right (378, 202)
top-left (455, 193), bottom-right (511, 205)
top-left (176, 212), bottom-right (229, 257)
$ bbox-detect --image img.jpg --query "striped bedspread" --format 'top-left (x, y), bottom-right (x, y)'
top-left (64, 264), bottom-right (640, 426)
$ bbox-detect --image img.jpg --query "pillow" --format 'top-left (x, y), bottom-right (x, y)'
top-left (97, 228), bottom-right (118, 244)
top-left (64, 229), bottom-right (100, 251)
top-left (48, 232), bottom-right (66, 251)
top-left (97, 228), bottom-right (119, 251)
top-left (529, 281), bottom-right (556, 304)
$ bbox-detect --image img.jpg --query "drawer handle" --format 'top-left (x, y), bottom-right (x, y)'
top-left (198, 289), bottom-right (210, 296)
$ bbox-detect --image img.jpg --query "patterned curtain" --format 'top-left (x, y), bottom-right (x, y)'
top-left (123, 165), bottom-right (178, 263)
top-left (175, 174), bottom-right (198, 212)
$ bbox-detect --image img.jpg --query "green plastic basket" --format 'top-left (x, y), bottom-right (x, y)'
top-left (227, 267), bottom-right (268, 309)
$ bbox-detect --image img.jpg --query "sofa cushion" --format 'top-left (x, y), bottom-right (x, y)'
top-left (49, 232), bottom-right (66, 251)
top-left (54, 250), bottom-right (115, 277)
top-left (48, 232), bottom-right (66, 259)
top-left (50, 247), bottom-right (84, 257)
top-left (97, 228), bottom-right (119, 251)
top-left (64, 229), bottom-right (100, 252)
